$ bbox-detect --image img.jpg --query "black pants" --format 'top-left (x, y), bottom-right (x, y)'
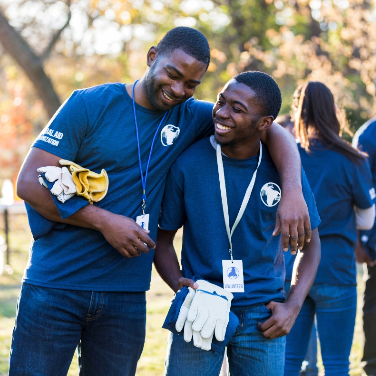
top-left (363, 264), bottom-right (376, 376)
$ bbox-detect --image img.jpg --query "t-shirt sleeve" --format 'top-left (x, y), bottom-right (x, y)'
top-left (301, 168), bottom-right (321, 230)
top-left (33, 90), bottom-right (88, 161)
top-left (159, 163), bottom-right (187, 230)
top-left (351, 159), bottom-right (375, 209)
top-left (188, 99), bottom-right (214, 141)
top-left (33, 90), bottom-right (90, 219)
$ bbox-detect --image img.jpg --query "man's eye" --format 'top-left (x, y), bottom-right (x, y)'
top-left (233, 107), bottom-right (241, 113)
top-left (167, 72), bottom-right (177, 80)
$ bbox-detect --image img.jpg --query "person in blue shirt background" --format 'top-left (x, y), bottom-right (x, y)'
top-left (155, 72), bottom-right (321, 376)
top-left (284, 81), bottom-right (375, 376)
top-left (11, 27), bottom-right (313, 376)
top-left (353, 118), bottom-right (376, 376)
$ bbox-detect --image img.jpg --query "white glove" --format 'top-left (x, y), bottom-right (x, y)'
top-left (37, 166), bottom-right (77, 203)
top-left (176, 287), bottom-right (196, 333)
top-left (187, 280), bottom-right (233, 342)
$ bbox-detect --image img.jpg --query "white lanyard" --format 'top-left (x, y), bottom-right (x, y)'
top-left (216, 142), bottom-right (262, 261)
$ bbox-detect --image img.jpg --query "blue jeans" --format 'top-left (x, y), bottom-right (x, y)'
top-left (165, 305), bottom-right (286, 376)
top-left (301, 320), bottom-right (319, 376)
top-left (284, 282), bottom-right (357, 376)
top-left (9, 283), bottom-right (146, 376)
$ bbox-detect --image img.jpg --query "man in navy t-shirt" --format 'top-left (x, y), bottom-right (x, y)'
top-left (13, 28), bottom-right (312, 375)
top-left (155, 72), bottom-right (321, 376)
top-left (353, 119), bottom-right (376, 376)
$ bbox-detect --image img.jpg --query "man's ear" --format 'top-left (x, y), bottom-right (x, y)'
top-left (147, 46), bottom-right (158, 68)
top-left (257, 116), bottom-right (274, 131)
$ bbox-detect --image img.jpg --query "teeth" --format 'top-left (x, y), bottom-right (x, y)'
top-left (216, 123), bottom-right (231, 130)
top-left (162, 91), bottom-right (175, 101)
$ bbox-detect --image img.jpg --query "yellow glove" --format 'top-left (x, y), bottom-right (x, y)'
top-left (59, 160), bottom-right (109, 204)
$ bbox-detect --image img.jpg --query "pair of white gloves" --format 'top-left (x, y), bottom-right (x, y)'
top-left (38, 166), bottom-right (76, 203)
top-left (175, 280), bottom-right (233, 351)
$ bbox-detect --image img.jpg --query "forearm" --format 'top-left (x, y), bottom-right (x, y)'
top-left (288, 228), bottom-right (321, 308)
top-left (262, 122), bottom-right (301, 190)
top-left (155, 229), bottom-right (183, 292)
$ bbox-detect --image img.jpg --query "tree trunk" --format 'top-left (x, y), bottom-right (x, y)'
top-left (0, 8), bottom-right (61, 118)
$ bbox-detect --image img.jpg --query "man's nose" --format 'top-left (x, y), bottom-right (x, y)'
top-left (215, 105), bottom-right (230, 119)
top-left (170, 82), bottom-right (185, 99)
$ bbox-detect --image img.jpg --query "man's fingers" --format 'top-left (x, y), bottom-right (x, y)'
top-left (281, 222), bottom-right (290, 252)
top-left (297, 222), bottom-right (305, 250)
top-left (304, 215), bottom-right (312, 243)
top-left (289, 222), bottom-right (299, 255)
top-left (257, 316), bottom-right (274, 332)
top-left (133, 238), bottom-right (149, 254)
top-left (137, 230), bottom-right (156, 249)
top-left (273, 215), bottom-right (281, 236)
top-left (178, 278), bottom-right (198, 290)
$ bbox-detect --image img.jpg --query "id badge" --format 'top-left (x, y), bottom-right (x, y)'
top-left (136, 214), bottom-right (149, 231)
top-left (222, 260), bottom-right (244, 293)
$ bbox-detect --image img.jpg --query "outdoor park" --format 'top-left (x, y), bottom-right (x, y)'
top-left (0, 0), bottom-right (376, 375)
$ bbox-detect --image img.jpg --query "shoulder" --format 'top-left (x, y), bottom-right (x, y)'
top-left (354, 118), bottom-right (376, 150)
top-left (75, 82), bottom-right (125, 101)
top-left (172, 137), bottom-right (213, 171)
top-left (180, 97), bottom-right (213, 119)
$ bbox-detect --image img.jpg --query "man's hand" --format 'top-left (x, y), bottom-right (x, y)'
top-left (177, 277), bottom-right (199, 290)
top-left (257, 301), bottom-right (300, 339)
top-left (98, 213), bottom-right (155, 258)
top-left (273, 187), bottom-right (311, 255)
top-left (355, 240), bottom-right (375, 267)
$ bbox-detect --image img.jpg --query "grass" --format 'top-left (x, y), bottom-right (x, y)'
top-left (0, 216), bottom-right (368, 375)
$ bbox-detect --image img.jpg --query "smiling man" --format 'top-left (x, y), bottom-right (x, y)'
top-left (155, 72), bottom-right (321, 376)
top-left (13, 28), bottom-right (310, 376)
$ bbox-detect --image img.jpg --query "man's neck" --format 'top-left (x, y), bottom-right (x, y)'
top-left (220, 137), bottom-right (261, 160)
top-left (125, 76), bottom-right (154, 109)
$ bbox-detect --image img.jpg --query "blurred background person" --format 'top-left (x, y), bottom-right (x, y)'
top-left (277, 112), bottom-right (319, 376)
top-left (276, 114), bottom-right (295, 138)
top-left (353, 117), bottom-right (376, 376)
top-left (284, 81), bottom-right (375, 376)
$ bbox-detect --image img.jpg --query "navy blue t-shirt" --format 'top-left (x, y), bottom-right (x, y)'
top-left (159, 137), bottom-right (320, 307)
top-left (285, 140), bottom-right (374, 285)
top-left (353, 119), bottom-right (376, 259)
top-left (24, 83), bottom-right (213, 291)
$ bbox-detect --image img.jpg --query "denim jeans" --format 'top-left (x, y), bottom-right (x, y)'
top-left (301, 320), bottom-right (319, 376)
top-left (284, 282), bottom-right (357, 376)
top-left (9, 283), bottom-right (146, 376)
top-left (362, 264), bottom-right (376, 376)
top-left (165, 304), bottom-right (286, 376)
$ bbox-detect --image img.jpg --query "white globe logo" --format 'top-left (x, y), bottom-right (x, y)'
top-left (161, 125), bottom-right (180, 146)
top-left (260, 182), bottom-right (281, 207)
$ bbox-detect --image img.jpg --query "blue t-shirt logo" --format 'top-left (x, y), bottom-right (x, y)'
top-left (161, 124), bottom-right (180, 146)
top-left (260, 182), bottom-right (281, 207)
top-left (227, 267), bottom-right (240, 279)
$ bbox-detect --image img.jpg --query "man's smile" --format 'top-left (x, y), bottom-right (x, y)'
top-left (161, 88), bottom-right (181, 103)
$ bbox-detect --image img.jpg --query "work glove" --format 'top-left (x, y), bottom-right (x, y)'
top-left (59, 160), bottom-right (108, 203)
top-left (37, 166), bottom-right (76, 203)
top-left (187, 280), bottom-right (233, 342)
top-left (175, 287), bottom-right (214, 351)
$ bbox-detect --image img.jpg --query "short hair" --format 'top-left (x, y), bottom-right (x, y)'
top-left (157, 27), bottom-right (210, 65)
top-left (234, 71), bottom-right (282, 119)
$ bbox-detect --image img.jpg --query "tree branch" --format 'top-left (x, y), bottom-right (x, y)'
top-left (40, 0), bottom-right (71, 62)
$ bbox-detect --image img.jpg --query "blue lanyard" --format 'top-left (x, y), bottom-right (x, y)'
top-left (132, 80), bottom-right (168, 214)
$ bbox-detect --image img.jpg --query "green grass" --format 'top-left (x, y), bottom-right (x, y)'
top-left (0, 220), bottom-right (368, 375)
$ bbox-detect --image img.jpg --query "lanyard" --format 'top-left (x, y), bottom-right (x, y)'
top-left (132, 80), bottom-right (168, 214)
top-left (216, 142), bottom-right (262, 261)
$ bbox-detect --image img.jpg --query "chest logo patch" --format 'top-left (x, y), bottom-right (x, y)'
top-left (260, 182), bottom-right (281, 207)
top-left (161, 124), bottom-right (180, 146)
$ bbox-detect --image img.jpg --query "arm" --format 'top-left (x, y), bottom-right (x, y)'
top-left (261, 123), bottom-right (311, 254)
top-left (154, 228), bottom-right (197, 292)
top-left (355, 205), bottom-right (375, 230)
top-left (258, 228), bottom-right (320, 339)
top-left (17, 147), bottom-right (155, 258)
